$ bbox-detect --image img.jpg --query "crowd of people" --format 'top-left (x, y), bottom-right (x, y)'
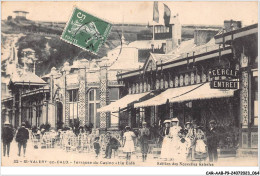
top-left (159, 118), bottom-right (219, 162)
top-left (2, 117), bottom-right (220, 163)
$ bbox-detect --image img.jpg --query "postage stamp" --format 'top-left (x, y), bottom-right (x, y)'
top-left (61, 7), bottom-right (112, 54)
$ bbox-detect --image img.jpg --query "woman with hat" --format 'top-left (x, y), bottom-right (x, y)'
top-left (138, 121), bottom-right (150, 162)
top-left (122, 126), bottom-right (136, 160)
top-left (190, 121), bottom-right (207, 161)
top-left (160, 119), bottom-right (172, 160)
top-left (2, 121), bottom-right (14, 157)
top-left (169, 117), bottom-right (182, 160)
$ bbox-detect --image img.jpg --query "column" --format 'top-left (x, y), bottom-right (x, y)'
top-left (12, 96), bottom-right (16, 127)
top-left (128, 110), bottom-right (132, 127)
top-left (5, 110), bottom-right (10, 124)
top-left (18, 89), bottom-right (22, 126)
top-left (78, 67), bottom-right (86, 126)
top-left (99, 66), bottom-right (108, 129)
top-left (240, 70), bottom-right (249, 149)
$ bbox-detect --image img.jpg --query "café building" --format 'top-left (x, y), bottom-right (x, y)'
top-left (100, 22), bottom-right (258, 157)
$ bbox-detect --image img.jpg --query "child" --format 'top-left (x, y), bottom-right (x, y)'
top-left (177, 129), bottom-right (189, 161)
top-left (93, 137), bottom-right (100, 158)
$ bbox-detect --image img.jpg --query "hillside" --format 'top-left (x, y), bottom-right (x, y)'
top-left (1, 19), bottom-right (221, 76)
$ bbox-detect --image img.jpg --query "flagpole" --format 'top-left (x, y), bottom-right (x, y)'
top-left (153, 25), bottom-right (155, 41)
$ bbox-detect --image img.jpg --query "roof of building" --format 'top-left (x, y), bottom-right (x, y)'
top-left (10, 70), bottom-right (47, 85)
top-left (13, 11), bottom-right (29, 14)
top-left (164, 37), bottom-right (220, 64)
top-left (150, 53), bottom-right (175, 64)
top-left (128, 40), bottom-right (165, 50)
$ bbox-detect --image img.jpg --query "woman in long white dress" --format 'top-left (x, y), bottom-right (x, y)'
top-left (169, 118), bottom-right (182, 160)
top-left (160, 120), bottom-right (172, 160)
top-left (123, 126), bottom-right (136, 160)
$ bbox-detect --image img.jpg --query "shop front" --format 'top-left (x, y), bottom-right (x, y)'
top-left (117, 23), bottom-right (258, 157)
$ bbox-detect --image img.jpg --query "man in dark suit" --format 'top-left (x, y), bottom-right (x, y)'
top-left (138, 122), bottom-right (150, 162)
top-left (104, 132), bottom-right (120, 159)
top-left (2, 121), bottom-right (14, 157)
top-left (206, 120), bottom-right (219, 162)
top-left (16, 122), bottom-right (29, 157)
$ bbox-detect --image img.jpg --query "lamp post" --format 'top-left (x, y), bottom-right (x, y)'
top-left (63, 62), bottom-right (71, 127)
top-left (44, 100), bottom-right (48, 124)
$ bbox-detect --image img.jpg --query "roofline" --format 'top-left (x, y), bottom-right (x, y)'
top-left (118, 46), bottom-right (232, 79)
top-left (21, 88), bottom-right (50, 97)
top-left (12, 82), bottom-right (48, 86)
top-left (13, 11), bottom-right (29, 13)
top-left (1, 96), bottom-right (14, 103)
top-left (214, 23), bottom-right (258, 43)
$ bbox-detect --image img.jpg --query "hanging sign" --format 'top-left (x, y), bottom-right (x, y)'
top-left (209, 67), bottom-right (239, 89)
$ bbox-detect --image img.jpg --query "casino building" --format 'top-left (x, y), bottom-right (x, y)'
top-left (99, 21), bottom-right (258, 157)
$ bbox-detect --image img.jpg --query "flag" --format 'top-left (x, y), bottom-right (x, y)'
top-left (153, 1), bottom-right (159, 23)
top-left (164, 4), bottom-right (171, 26)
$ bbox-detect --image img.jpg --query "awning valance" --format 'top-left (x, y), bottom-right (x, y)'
top-left (97, 92), bottom-right (150, 112)
top-left (169, 82), bottom-right (236, 103)
top-left (134, 84), bottom-right (200, 108)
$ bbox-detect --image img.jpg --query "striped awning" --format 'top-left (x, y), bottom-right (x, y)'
top-left (169, 82), bottom-right (235, 103)
top-left (134, 84), bottom-right (199, 108)
top-left (97, 92), bottom-right (150, 112)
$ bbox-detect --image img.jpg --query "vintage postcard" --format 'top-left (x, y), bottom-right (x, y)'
top-left (1, 0), bottom-right (259, 171)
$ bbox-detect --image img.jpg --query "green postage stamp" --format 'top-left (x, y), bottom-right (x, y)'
top-left (61, 7), bottom-right (112, 54)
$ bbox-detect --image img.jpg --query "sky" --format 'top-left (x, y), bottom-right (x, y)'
top-left (1, 1), bottom-right (258, 26)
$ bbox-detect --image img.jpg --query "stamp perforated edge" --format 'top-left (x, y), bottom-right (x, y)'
top-left (60, 6), bottom-right (113, 55)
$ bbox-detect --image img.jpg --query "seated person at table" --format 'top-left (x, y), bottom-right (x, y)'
top-left (104, 132), bottom-right (120, 159)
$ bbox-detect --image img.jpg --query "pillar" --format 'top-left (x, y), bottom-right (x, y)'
top-left (99, 66), bottom-right (108, 129)
top-left (18, 89), bottom-right (22, 126)
top-left (12, 96), bottom-right (16, 127)
top-left (5, 110), bottom-right (10, 124)
top-left (78, 67), bottom-right (86, 126)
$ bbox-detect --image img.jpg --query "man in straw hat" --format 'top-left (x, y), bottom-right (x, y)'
top-left (138, 121), bottom-right (150, 162)
top-left (2, 120), bottom-right (14, 157)
top-left (16, 122), bottom-right (29, 157)
top-left (206, 119), bottom-right (219, 162)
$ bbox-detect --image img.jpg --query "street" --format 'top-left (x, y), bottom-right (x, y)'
top-left (2, 140), bottom-right (258, 167)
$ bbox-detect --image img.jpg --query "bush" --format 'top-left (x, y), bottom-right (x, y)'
top-left (24, 121), bottom-right (31, 129)
top-left (57, 121), bottom-right (64, 129)
top-left (45, 123), bottom-right (51, 131)
top-left (40, 123), bottom-right (45, 130)
top-left (39, 123), bottom-right (51, 131)
top-left (32, 126), bottom-right (37, 133)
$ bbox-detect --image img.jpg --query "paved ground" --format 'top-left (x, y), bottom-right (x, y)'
top-left (1, 140), bottom-right (258, 167)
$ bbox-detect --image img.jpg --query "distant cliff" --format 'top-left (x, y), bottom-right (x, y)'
top-left (1, 19), bottom-right (221, 76)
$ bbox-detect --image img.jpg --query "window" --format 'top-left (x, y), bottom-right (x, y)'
top-left (155, 27), bottom-right (158, 33)
top-left (166, 27), bottom-right (170, 33)
top-left (1, 83), bottom-right (6, 94)
top-left (109, 88), bottom-right (119, 103)
top-left (68, 89), bottom-right (79, 102)
top-left (88, 89), bottom-right (100, 128)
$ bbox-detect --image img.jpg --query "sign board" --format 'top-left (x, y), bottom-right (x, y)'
top-left (209, 67), bottom-right (239, 89)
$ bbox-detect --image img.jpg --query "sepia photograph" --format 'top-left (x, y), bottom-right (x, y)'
top-left (0, 0), bottom-right (259, 173)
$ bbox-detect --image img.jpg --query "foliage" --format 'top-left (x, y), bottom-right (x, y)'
top-left (32, 125), bottom-right (37, 133)
top-left (57, 121), bottom-right (64, 130)
top-left (39, 123), bottom-right (51, 131)
top-left (24, 120), bottom-right (31, 129)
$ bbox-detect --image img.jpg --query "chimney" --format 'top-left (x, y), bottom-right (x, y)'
top-left (224, 20), bottom-right (242, 32)
top-left (166, 39), bottom-right (173, 53)
top-left (194, 29), bottom-right (218, 46)
top-left (151, 44), bottom-right (154, 53)
top-left (171, 14), bottom-right (182, 48)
